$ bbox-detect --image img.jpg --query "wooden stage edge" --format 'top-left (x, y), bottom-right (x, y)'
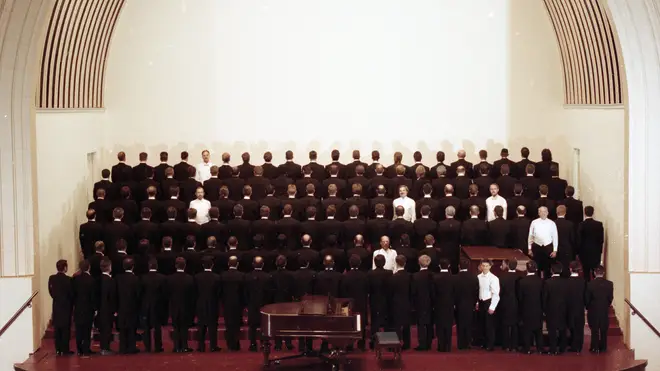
top-left (461, 245), bottom-right (530, 274)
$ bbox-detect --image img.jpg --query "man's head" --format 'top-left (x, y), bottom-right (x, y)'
top-left (445, 205), bottom-right (456, 218)
top-left (457, 149), bottom-right (466, 159)
top-left (569, 261), bottom-right (581, 274)
top-left (180, 151), bottom-right (189, 161)
top-left (500, 164), bottom-right (510, 176)
top-left (221, 152), bottom-right (230, 163)
top-left (395, 205), bottom-right (405, 218)
top-left (372, 150), bottom-right (380, 162)
top-left (354, 234), bottom-right (364, 247)
top-left (436, 151), bottom-right (445, 163)
top-left (539, 184), bottom-right (549, 197)
top-left (285, 150), bottom-right (294, 161)
top-left (56, 259), bottom-right (68, 273)
top-left (306, 206), bottom-right (316, 219)
top-left (480, 259), bottom-right (493, 274)
top-left (526, 260), bottom-right (537, 273)
top-left (420, 205), bottom-right (431, 218)
top-left (556, 205), bottom-right (566, 217)
top-left (243, 185), bottom-right (253, 198)
top-left (489, 183), bottom-right (499, 197)
top-left (551, 263), bottom-right (563, 275)
top-left (395, 255), bottom-right (406, 269)
top-left (117, 151), bottom-right (126, 162)
top-left (187, 208), bottom-right (198, 221)
top-left (398, 185), bottom-right (408, 198)
top-left (276, 255), bottom-right (287, 269)
top-left (513, 183), bottom-right (523, 196)
top-left (242, 152), bottom-right (250, 163)
top-left (352, 150), bottom-right (360, 160)
top-left (348, 205), bottom-right (359, 218)
top-left (175, 257), bottom-right (186, 271)
top-left (202, 150), bottom-right (210, 163)
top-left (424, 234), bottom-right (435, 246)
top-left (253, 256), bottom-right (264, 269)
top-left (526, 163), bottom-right (535, 175)
top-left (139, 152), bottom-right (148, 162)
top-left (418, 255), bottom-right (431, 269)
top-left (393, 151), bottom-right (403, 164)
top-left (374, 254), bottom-right (386, 269)
top-left (301, 234), bottom-right (312, 247)
top-left (585, 206), bottom-right (595, 217)
top-left (324, 254), bottom-right (335, 269)
top-left (351, 183), bottom-right (362, 196)
top-left (380, 235), bottom-right (390, 250)
top-left (541, 148), bottom-right (553, 162)
top-left (521, 147), bottom-right (530, 159)
top-left (264, 151), bottom-right (273, 162)
top-left (413, 151), bottom-right (422, 163)
top-left (195, 187), bottom-right (205, 200)
top-left (494, 205), bottom-right (504, 218)
top-left (538, 206), bottom-right (549, 219)
top-left (594, 265), bottom-right (605, 277)
top-left (436, 165), bottom-right (447, 177)
top-left (565, 186), bottom-right (575, 198)
top-left (516, 205), bottom-right (526, 217)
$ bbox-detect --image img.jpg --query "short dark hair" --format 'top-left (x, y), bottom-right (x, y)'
top-left (202, 256), bottom-right (214, 270)
top-left (459, 258), bottom-right (470, 270)
top-left (374, 254), bottom-right (386, 268)
top-left (349, 254), bottom-right (361, 269)
top-left (526, 260), bottom-right (537, 273)
top-left (148, 258), bottom-right (158, 270)
top-left (584, 206), bottom-right (595, 217)
top-left (79, 260), bottom-right (90, 272)
top-left (123, 258), bottom-right (135, 271)
top-left (565, 186), bottom-right (575, 197)
top-left (175, 257), bottom-right (186, 270)
top-left (507, 259), bottom-right (517, 271)
top-left (569, 261), bottom-right (581, 273)
top-left (101, 169), bottom-right (110, 178)
top-left (439, 259), bottom-right (450, 270)
top-left (551, 263), bottom-right (563, 275)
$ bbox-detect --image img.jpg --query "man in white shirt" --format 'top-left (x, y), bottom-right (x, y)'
top-left (195, 149), bottom-right (214, 183)
top-left (393, 186), bottom-right (416, 222)
top-left (486, 183), bottom-right (507, 222)
top-left (189, 187), bottom-right (211, 224)
top-left (528, 206), bottom-right (559, 278)
top-left (477, 259), bottom-right (500, 351)
top-left (372, 236), bottom-right (397, 271)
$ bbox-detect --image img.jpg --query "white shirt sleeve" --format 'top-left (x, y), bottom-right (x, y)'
top-left (409, 199), bottom-right (416, 222)
top-left (489, 275), bottom-right (500, 311)
top-left (551, 221), bottom-right (559, 252)
top-left (501, 198), bottom-right (507, 220)
top-left (528, 219), bottom-right (535, 251)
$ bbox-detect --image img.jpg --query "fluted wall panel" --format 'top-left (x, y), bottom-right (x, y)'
top-left (37, 0), bottom-right (124, 108)
top-left (544, 0), bottom-right (622, 105)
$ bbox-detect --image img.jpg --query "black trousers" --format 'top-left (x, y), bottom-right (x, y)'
top-left (248, 325), bottom-right (261, 345)
top-left (477, 300), bottom-right (495, 349)
top-left (392, 325), bottom-right (411, 349)
top-left (455, 312), bottom-right (473, 349)
top-left (224, 321), bottom-right (241, 350)
top-left (197, 322), bottom-right (218, 350)
top-left (98, 320), bottom-right (113, 351)
top-left (501, 323), bottom-right (518, 350)
top-left (74, 323), bottom-right (92, 353)
top-left (435, 323), bottom-right (452, 352)
top-left (54, 325), bottom-right (71, 353)
top-left (370, 314), bottom-right (388, 340)
top-left (298, 337), bottom-right (314, 352)
top-left (118, 325), bottom-right (137, 353)
top-left (172, 321), bottom-right (189, 350)
top-left (568, 317), bottom-right (585, 351)
top-left (546, 322), bottom-right (567, 353)
top-left (416, 323), bottom-right (433, 350)
top-left (532, 243), bottom-right (554, 279)
top-left (521, 325), bottom-right (543, 352)
top-left (142, 325), bottom-right (163, 351)
top-left (590, 318), bottom-right (609, 351)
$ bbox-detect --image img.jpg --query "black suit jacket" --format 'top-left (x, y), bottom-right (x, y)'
top-left (493, 158), bottom-right (517, 178)
top-left (237, 162), bottom-right (254, 180)
top-left (431, 177), bottom-right (453, 199)
top-left (261, 163), bottom-right (279, 179)
top-left (179, 178), bottom-right (202, 204)
top-left (543, 276), bottom-right (568, 328)
top-left (295, 177), bottom-right (321, 198)
top-left (436, 219), bottom-right (462, 259)
top-left (515, 159), bottom-right (535, 179)
top-left (510, 216), bottom-right (531, 253)
top-left (341, 218), bottom-right (366, 248)
top-left (368, 175), bottom-right (392, 198)
top-left (413, 217), bottom-right (437, 246)
top-left (211, 198), bottom-right (236, 223)
top-left (275, 217), bottom-right (302, 249)
top-left (386, 164), bottom-right (410, 179)
top-left (237, 198), bottom-right (260, 221)
top-left (160, 220), bottom-right (184, 251)
top-left (259, 196), bottom-right (282, 221)
top-left (555, 217), bottom-right (575, 261)
top-left (518, 274), bottom-right (543, 329)
top-left (325, 161), bottom-right (347, 179)
top-left (566, 276), bottom-right (586, 322)
top-left (389, 271), bottom-right (412, 326)
top-left (278, 161), bottom-right (302, 180)
top-left (548, 177), bottom-right (568, 201)
top-left (560, 197), bottom-right (584, 230)
top-left (345, 160), bottom-right (368, 179)
top-left (132, 220), bottom-right (161, 251)
top-left (221, 269), bottom-right (245, 322)
top-left (203, 178), bottom-right (224, 202)
top-left (98, 274), bottom-right (117, 325)
top-left (498, 271), bottom-right (519, 325)
top-left (488, 218), bottom-right (511, 248)
top-left (160, 178), bottom-right (180, 201)
top-left (585, 278), bottom-right (613, 326)
top-left (389, 176), bottom-right (413, 199)
top-left (506, 195), bottom-right (532, 219)
top-left (473, 175), bottom-right (494, 198)
top-left (429, 162), bottom-right (452, 179)
top-left (340, 269), bottom-right (368, 315)
top-left (461, 218), bottom-right (488, 246)
top-left (94, 180), bottom-right (117, 201)
top-left (305, 162), bottom-right (326, 182)
top-left (535, 160), bottom-right (558, 181)
top-left (111, 163), bottom-right (133, 183)
top-left (88, 199), bottom-right (113, 224)
top-left (227, 218), bottom-right (252, 250)
top-left (48, 272), bottom-right (73, 327)
top-left (496, 175), bottom-right (517, 199)
top-left (577, 218), bottom-right (604, 266)
top-left (246, 176), bottom-right (270, 200)
top-left (368, 268), bottom-right (393, 321)
top-left (244, 270), bottom-right (273, 325)
top-left (293, 268), bottom-right (316, 298)
top-left (411, 269), bottom-right (434, 324)
top-left (460, 196), bottom-right (486, 221)
top-left (318, 218), bottom-right (343, 243)
top-left (79, 221), bottom-right (104, 258)
top-left (389, 218), bottom-right (414, 247)
top-left (194, 271), bottom-right (222, 324)
top-left (252, 218), bottom-right (278, 250)
top-left (415, 197), bottom-right (439, 221)
top-left (141, 199), bottom-right (164, 222)
top-left (520, 176), bottom-right (542, 200)
top-left (153, 163), bottom-right (170, 183)
top-left (453, 176), bottom-right (472, 199)
top-left (116, 272), bottom-right (141, 328)
top-left (173, 162), bottom-right (194, 181)
top-left (366, 217), bottom-right (390, 247)
top-left (432, 272), bottom-right (455, 326)
top-left (140, 271), bottom-right (167, 326)
top-left (533, 197), bottom-right (557, 219)
top-left (132, 163), bottom-right (153, 183)
top-left (103, 221), bottom-right (132, 256)
top-left (348, 176), bottom-right (371, 197)
top-left (272, 269), bottom-right (295, 303)
top-left (370, 196), bottom-right (393, 219)
top-left (450, 159), bottom-right (474, 178)
top-left (166, 271), bottom-right (195, 322)
top-left (436, 196), bottom-right (461, 221)
top-left (322, 177), bottom-right (348, 199)
top-left (222, 177), bottom-right (245, 201)
top-left (72, 272), bottom-right (96, 325)
top-left (315, 268), bottom-right (343, 296)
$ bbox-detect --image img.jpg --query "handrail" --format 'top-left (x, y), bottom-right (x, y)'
top-left (0, 291), bottom-right (39, 338)
top-left (625, 298), bottom-right (660, 338)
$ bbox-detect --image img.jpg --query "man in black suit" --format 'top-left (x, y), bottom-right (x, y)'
top-left (547, 164), bottom-right (568, 201)
top-left (518, 261), bottom-right (544, 354)
top-left (365, 150), bottom-right (381, 178)
top-left (272, 169), bottom-right (294, 198)
top-left (140, 258), bottom-right (166, 353)
top-left (368, 255), bottom-right (393, 349)
top-left (560, 186), bottom-right (583, 231)
top-left (245, 256), bottom-right (273, 351)
top-left (397, 234), bottom-right (419, 273)
top-left (195, 256), bottom-right (222, 352)
top-left (578, 206), bottom-right (604, 281)
top-left (180, 166), bottom-right (202, 204)
top-left (340, 254), bottom-right (369, 350)
top-left (218, 153), bottom-right (232, 180)
top-left (429, 151), bottom-right (451, 179)
top-left (416, 184), bottom-right (439, 220)
top-left (213, 187), bottom-right (236, 222)
top-left (498, 259), bottom-right (519, 351)
top-left (319, 238), bottom-right (346, 274)
top-left (304, 150), bottom-right (326, 182)
top-left (431, 165), bottom-right (453, 198)
top-left (222, 167), bottom-right (245, 201)
top-left (520, 164), bottom-right (541, 200)
top-left (325, 149), bottom-right (346, 179)
top-left (173, 151), bottom-right (193, 181)
top-left (414, 205), bottom-right (437, 246)
top-left (298, 207), bottom-right (321, 252)
top-left (536, 148), bottom-right (558, 181)
top-left (488, 205), bottom-right (510, 248)
top-left (221, 256), bottom-right (244, 351)
top-left (450, 150), bottom-right (473, 179)
top-left (237, 185), bottom-right (260, 221)
top-left (319, 205), bottom-right (343, 244)
top-left (271, 255), bottom-right (295, 350)
top-left (473, 162), bottom-right (494, 198)
top-left (437, 184), bottom-right (461, 222)
top-left (111, 151), bottom-right (132, 183)
top-left (104, 208), bottom-right (131, 256)
top-left (228, 204), bottom-right (252, 250)
top-left (472, 150), bottom-right (492, 179)
top-left (276, 204), bottom-right (301, 250)
top-left (160, 167), bottom-right (179, 201)
top-left (296, 165), bottom-right (321, 198)
top-left (181, 235), bottom-right (202, 276)
top-left (461, 206), bottom-right (488, 246)
top-left (454, 259), bottom-right (479, 350)
top-left (237, 152), bottom-right (254, 180)
top-left (72, 260), bottom-right (96, 356)
top-left (278, 150), bottom-right (302, 180)
top-left (94, 169), bottom-right (116, 201)
top-left (299, 184), bottom-right (321, 218)
top-left (132, 152), bottom-right (152, 183)
top-left (418, 235), bottom-right (440, 272)
top-left (167, 257), bottom-right (195, 353)
top-left (156, 237), bottom-right (177, 275)
top-left (432, 259), bottom-right (455, 352)
top-left (453, 166), bottom-right (472, 199)
top-left (89, 189), bottom-right (113, 224)
top-left (586, 266), bottom-right (613, 353)
top-left (543, 263), bottom-right (568, 354)
top-left (345, 150), bottom-right (368, 179)
top-left (348, 165), bottom-right (371, 199)
top-left (389, 255), bottom-right (412, 349)
top-left (160, 207), bottom-right (184, 251)
top-left (153, 152), bottom-right (170, 183)
top-left (80, 209), bottom-right (104, 259)
top-left (89, 241), bottom-right (106, 278)
top-left (295, 234), bottom-right (321, 270)
top-left (408, 151), bottom-right (430, 179)
top-left (115, 186), bottom-right (139, 225)
top-left (141, 186), bottom-right (163, 222)
top-left (261, 152), bottom-right (279, 180)
top-left (98, 258), bottom-right (117, 355)
top-left (341, 205), bottom-right (366, 248)
top-left (260, 185), bottom-right (282, 221)
top-left (252, 206), bottom-right (277, 250)
top-left (132, 207), bottom-right (160, 252)
top-left (493, 148), bottom-right (517, 178)
top-left (389, 165), bottom-right (412, 199)
top-left (346, 183), bottom-right (370, 218)
top-left (49, 260), bottom-right (72, 356)
top-left (534, 185), bottom-right (557, 220)
top-left (115, 258), bottom-right (141, 354)
top-left (516, 147), bottom-right (535, 179)
top-left (322, 165), bottom-right (348, 198)
top-left (565, 261), bottom-right (586, 353)
top-left (555, 205), bottom-right (576, 271)
top-left (369, 164), bottom-right (392, 198)
top-left (203, 166), bottom-right (223, 202)
top-left (510, 206), bottom-right (531, 254)
top-left (496, 164), bottom-right (517, 199)
top-left (411, 255), bottom-right (434, 350)
top-left (366, 204), bottom-right (389, 247)
top-left (292, 255), bottom-right (317, 351)
top-left (436, 206), bottom-right (462, 272)
top-left (319, 184), bottom-right (344, 220)
top-left (247, 166), bottom-right (270, 200)
top-left (507, 184), bottom-right (532, 220)
top-left (389, 206), bottom-right (414, 248)
top-left (370, 184), bottom-right (392, 219)
top-left (460, 184), bottom-right (486, 221)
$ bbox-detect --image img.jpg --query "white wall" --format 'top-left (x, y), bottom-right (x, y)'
top-left (0, 277), bottom-right (35, 369)
top-left (34, 110), bottom-right (105, 333)
top-left (104, 0), bottom-right (511, 165)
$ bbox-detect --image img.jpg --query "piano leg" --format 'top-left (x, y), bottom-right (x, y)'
top-left (262, 339), bottom-right (272, 367)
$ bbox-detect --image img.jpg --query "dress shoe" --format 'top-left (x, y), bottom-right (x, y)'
top-left (100, 350), bottom-right (114, 356)
top-left (197, 348), bottom-right (206, 353)
top-left (154, 348), bottom-right (164, 353)
top-left (210, 347), bottom-right (222, 352)
top-left (62, 351), bottom-right (74, 356)
top-left (414, 347), bottom-right (428, 351)
top-left (274, 345), bottom-right (282, 351)
top-left (249, 344), bottom-right (258, 352)
top-left (181, 348), bottom-right (193, 353)
top-left (285, 343), bottom-right (294, 351)
top-left (84, 350), bottom-right (97, 356)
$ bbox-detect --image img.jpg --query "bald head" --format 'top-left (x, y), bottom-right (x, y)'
top-left (457, 150), bottom-right (466, 159)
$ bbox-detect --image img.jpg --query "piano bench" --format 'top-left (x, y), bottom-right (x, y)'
top-left (374, 332), bottom-right (401, 361)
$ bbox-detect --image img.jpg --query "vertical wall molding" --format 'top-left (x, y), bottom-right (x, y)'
top-left (544, 0), bottom-right (622, 105)
top-left (37, 0), bottom-right (125, 109)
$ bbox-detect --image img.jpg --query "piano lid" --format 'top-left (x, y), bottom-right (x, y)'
top-left (261, 295), bottom-right (353, 316)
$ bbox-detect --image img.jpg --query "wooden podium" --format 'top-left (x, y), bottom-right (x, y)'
top-left (461, 246), bottom-right (529, 275)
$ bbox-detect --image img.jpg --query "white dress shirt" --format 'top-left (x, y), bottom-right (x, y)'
top-left (478, 271), bottom-right (500, 311)
top-left (528, 217), bottom-right (559, 251)
top-left (373, 248), bottom-right (398, 271)
top-left (196, 161), bottom-right (214, 182)
top-left (485, 195), bottom-right (507, 221)
top-left (392, 197), bottom-right (416, 222)
top-left (190, 198), bottom-right (211, 224)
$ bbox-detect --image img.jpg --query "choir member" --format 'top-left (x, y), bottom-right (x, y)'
top-left (203, 166), bottom-right (223, 202)
top-left (116, 258), bottom-right (140, 354)
top-left (173, 151), bottom-right (193, 181)
top-left (498, 259), bottom-right (520, 351)
top-left (436, 206), bottom-right (462, 272)
top-left (341, 254), bottom-right (369, 350)
top-left (543, 263), bottom-right (568, 354)
top-left (493, 148), bottom-right (516, 179)
top-left (414, 205), bottom-right (437, 246)
top-left (578, 206), bottom-right (604, 281)
top-left (271, 255), bottom-right (295, 350)
top-left (488, 205), bottom-right (510, 248)
top-left (153, 152), bottom-right (170, 183)
top-left (49, 259), bottom-right (73, 356)
top-left (72, 260), bottom-right (96, 356)
top-left (305, 150), bottom-right (326, 182)
top-left (566, 261), bottom-right (586, 353)
top-left (261, 152), bottom-right (278, 179)
top-left (518, 261), bottom-right (544, 354)
top-left (98, 257), bottom-right (117, 355)
top-left (167, 257), bottom-right (195, 353)
top-left (315, 254), bottom-right (343, 297)
top-left (238, 152), bottom-right (254, 180)
top-left (528, 206), bottom-right (559, 279)
top-left (245, 256), bottom-right (273, 352)
top-left (450, 150), bottom-right (473, 179)
top-left (140, 258), bottom-right (166, 353)
top-left (433, 259), bottom-right (455, 352)
top-left (461, 206), bottom-right (488, 246)
top-left (195, 256), bottom-right (222, 352)
top-left (195, 149), bottom-right (214, 183)
top-left (79, 209), bottom-right (103, 259)
top-left (368, 254), bottom-right (393, 349)
top-left (476, 259), bottom-right (500, 351)
top-left (454, 259), bottom-right (478, 350)
top-left (516, 147), bottom-right (535, 180)
top-left (389, 255), bottom-right (412, 349)
top-left (94, 169), bottom-right (114, 201)
top-left (412, 255), bottom-right (434, 351)
top-left (586, 266), bottom-right (613, 353)
top-left (221, 256), bottom-right (245, 351)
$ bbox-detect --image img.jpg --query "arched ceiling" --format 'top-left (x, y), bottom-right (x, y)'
top-left (35, 0), bottom-right (622, 109)
top-left (37, 0), bottom-right (125, 109)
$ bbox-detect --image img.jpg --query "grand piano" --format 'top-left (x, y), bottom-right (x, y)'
top-left (260, 295), bottom-right (362, 370)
